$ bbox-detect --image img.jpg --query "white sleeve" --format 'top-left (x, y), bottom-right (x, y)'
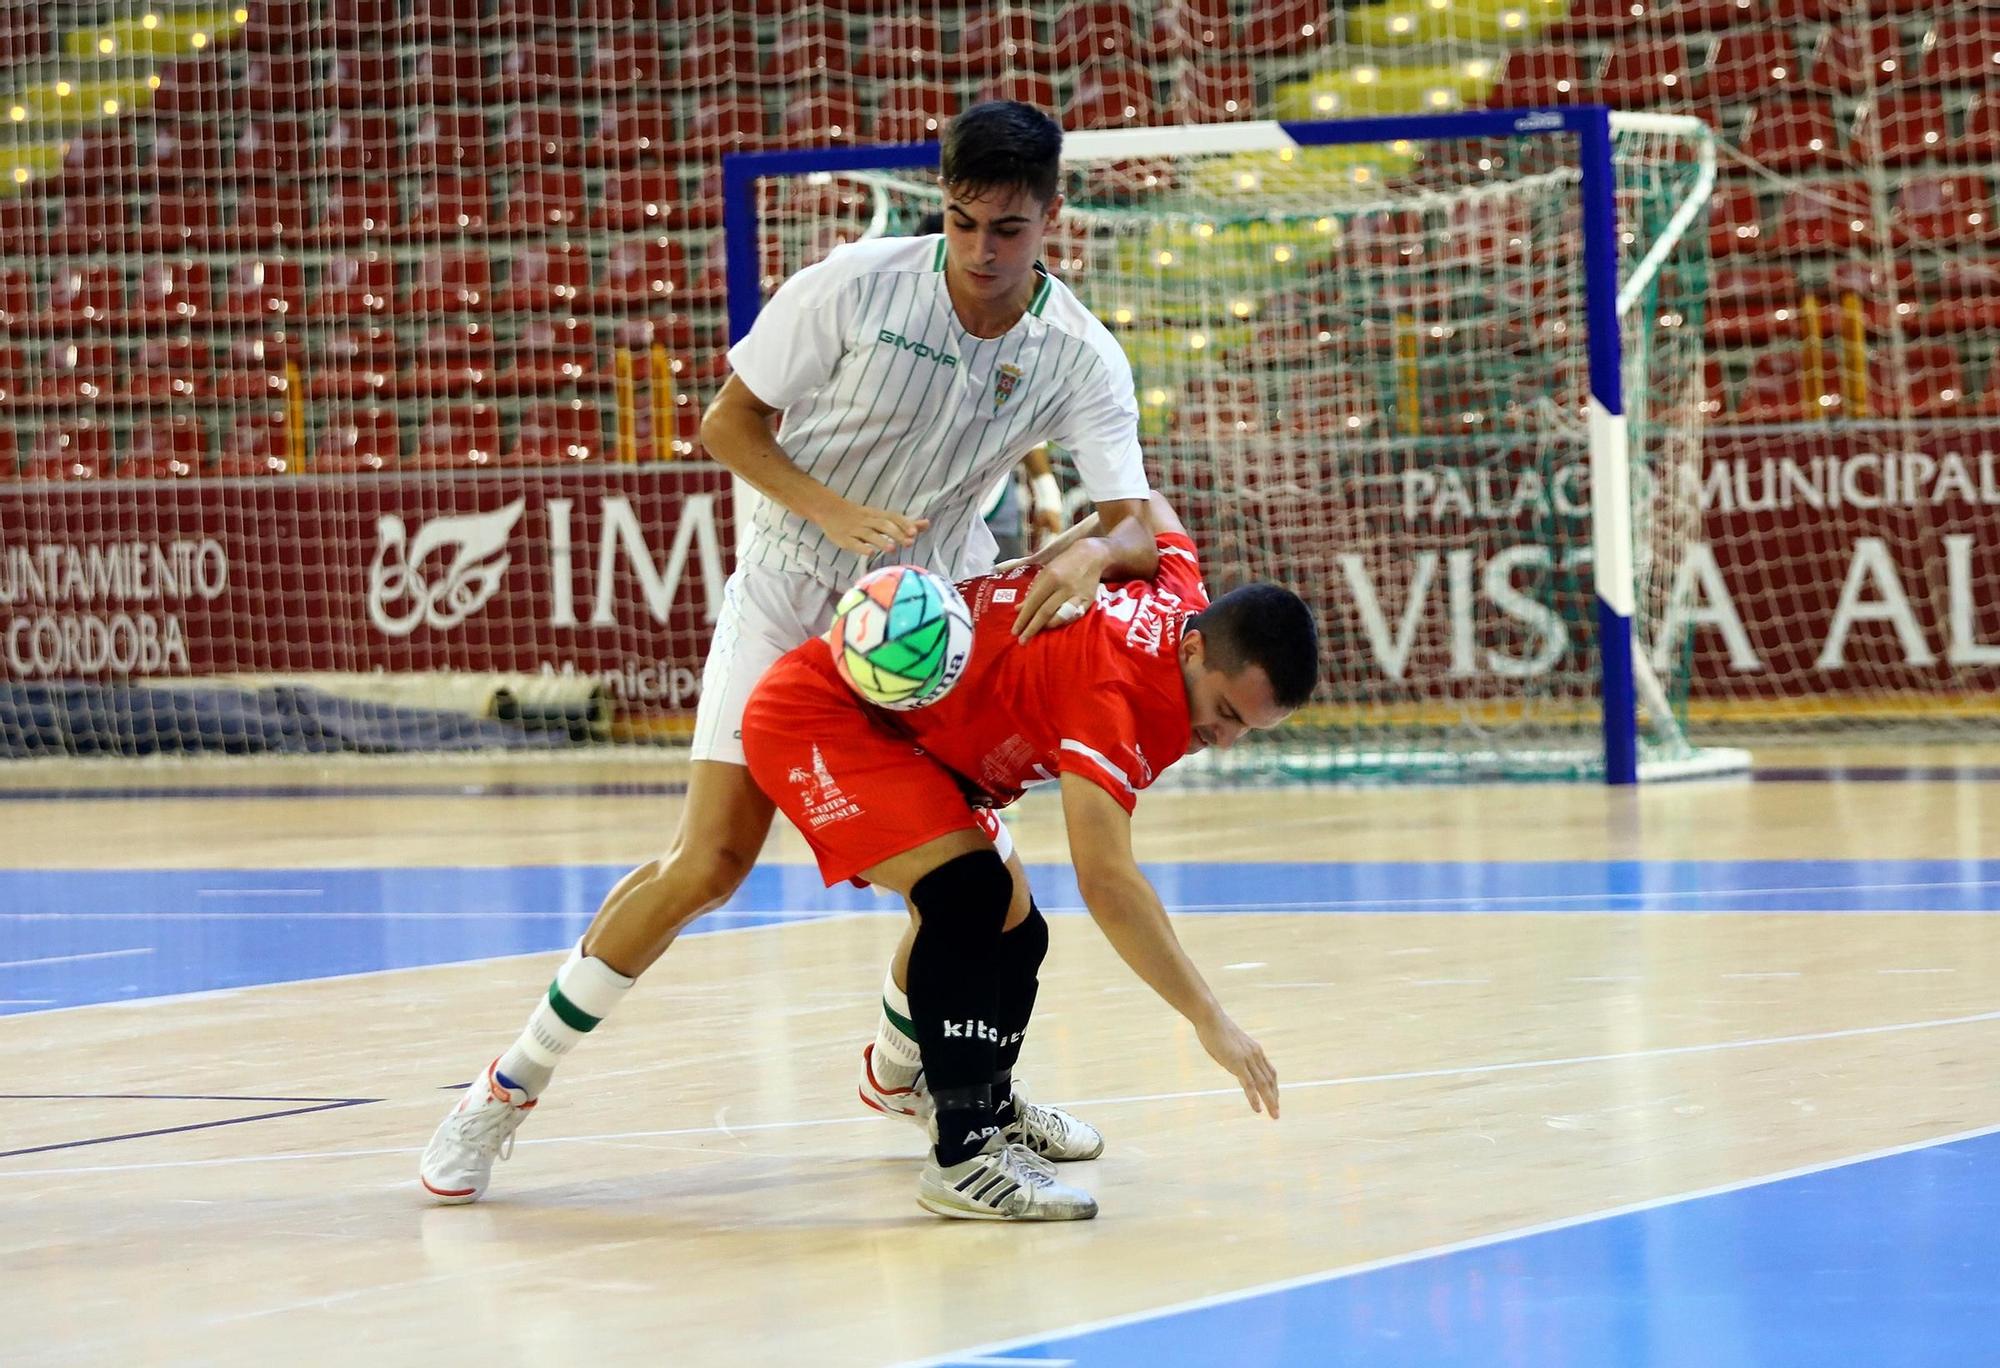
top-left (724, 248), bottom-right (859, 410)
top-left (1048, 341), bottom-right (1151, 504)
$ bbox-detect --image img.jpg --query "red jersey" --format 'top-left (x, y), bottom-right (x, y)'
top-left (894, 531), bottom-right (1208, 813)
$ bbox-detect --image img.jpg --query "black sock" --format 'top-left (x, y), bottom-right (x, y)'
top-left (990, 903), bottom-right (1048, 1126)
top-left (904, 850), bottom-right (1012, 1166)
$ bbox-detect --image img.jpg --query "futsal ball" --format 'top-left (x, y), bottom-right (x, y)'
top-left (827, 565), bottom-right (973, 711)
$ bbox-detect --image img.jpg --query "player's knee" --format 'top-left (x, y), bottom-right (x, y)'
top-left (910, 850), bottom-right (1012, 954)
top-left (658, 842), bottom-right (756, 918)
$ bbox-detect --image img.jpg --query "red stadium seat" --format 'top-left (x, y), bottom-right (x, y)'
top-left (57, 130), bottom-right (139, 190)
top-left (136, 259), bottom-right (212, 322)
top-left (414, 321), bottom-right (499, 394)
top-left (234, 117), bottom-right (306, 176)
top-left (1171, 61), bottom-right (1257, 121)
top-left (36, 341), bottom-right (118, 402)
top-left (134, 189), bottom-right (221, 252)
top-left (152, 59), bottom-right (229, 117)
top-left (1770, 178), bottom-right (1874, 253)
top-left (128, 338), bottom-right (212, 402)
top-left (503, 317), bottom-right (604, 393)
top-left (1489, 46), bottom-right (1586, 108)
top-left (1867, 344), bottom-right (1967, 418)
top-left (1547, 0), bottom-right (1655, 38)
top-left (243, 55), bottom-right (311, 114)
top-left (855, 17), bottom-right (943, 81)
top-left (329, 0), bottom-right (400, 44)
top-left (1865, 91), bottom-right (1953, 166)
top-left (1065, 65), bottom-right (1158, 130)
top-left (1808, 23), bottom-right (1904, 94)
top-left (221, 258), bottom-right (307, 323)
top-left (1964, 92), bottom-right (2000, 163)
top-left (590, 31), bottom-right (666, 90)
top-left (596, 237), bottom-right (685, 309)
top-left (239, 0), bottom-right (310, 50)
top-left (413, 0), bottom-right (493, 31)
top-left (0, 9), bottom-right (50, 64)
top-left (408, 249), bottom-right (492, 314)
top-left (687, 97), bottom-right (768, 152)
top-left (1733, 349), bottom-right (1840, 422)
top-left (977, 71), bottom-right (1059, 112)
top-left (411, 112), bottom-right (489, 174)
top-left (317, 252), bottom-right (397, 318)
top-left (316, 406), bottom-right (403, 474)
top-left (673, 22), bottom-right (759, 88)
top-left (46, 267), bottom-right (125, 327)
top-left (872, 79), bottom-right (954, 142)
top-left (1919, 17), bottom-right (2000, 87)
top-left (1596, 39), bottom-right (1691, 110)
top-left (1741, 96), bottom-right (1848, 171)
top-left (496, 244), bottom-right (591, 311)
top-left (124, 417), bottom-right (206, 480)
top-left (1053, 4), bottom-right (1153, 70)
top-left (323, 114), bottom-right (401, 176)
top-left (0, 268), bottom-right (30, 327)
top-left (230, 181), bottom-right (310, 247)
top-left (411, 176), bottom-right (494, 236)
top-left (148, 121), bottom-right (227, 180)
top-left (30, 421), bottom-right (113, 481)
top-left (1928, 257), bottom-right (2000, 336)
top-left (311, 326), bottom-right (403, 400)
top-left (497, 39), bottom-right (580, 102)
top-left (1893, 175), bottom-right (2000, 246)
top-left (49, 196), bottom-right (128, 254)
top-left (784, 85), bottom-right (865, 146)
top-left (216, 411), bottom-right (293, 477)
top-left (592, 170), bottom-right (682, 231)
top-left (1239, 0), bottom-right (1331, 57)
top-left (505, 171), bottom-right (587, 233)
top-left (330, 50), bottom-right (402, 109)
top-left (1698, 31), bottom-right (1801, 104)
top-left (767, 18), bottom-right (850, 83)
top-left (498, 107), bottom-right (585, 168)
top-left (1155, 0), bottom-right (1238, 61)
top-left (214, 335), bottom-right (302, 403)
top-left (508, 401), bottom-right (604, 464)
top-left (1656, 0), bottom-right (1764, 30)
top-left (412, 403), bottom-right (502, 468)
top-left (951, 10), bottom-right (1045, 75)
top-left (316, 179), bottom-right (402, 243)
top-left (1706, 266), bottom-right (1800, 346)
top-left (1704, 186), bottom-right (1768, 258)
top-left (412, 47), bottom-right (489, 107)
top-left (595, 101), bottom-right (677, 163)
top-left (0, 423), bottom-right (16, 478)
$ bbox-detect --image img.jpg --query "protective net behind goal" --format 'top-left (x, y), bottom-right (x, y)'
top-left (758, 114), bottom-right (1727, 781)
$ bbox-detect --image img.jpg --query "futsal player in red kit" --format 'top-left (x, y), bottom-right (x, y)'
top-left (740, 493), bottom-right (1320, 1220)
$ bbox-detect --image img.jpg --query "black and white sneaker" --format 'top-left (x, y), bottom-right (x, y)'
top-left (916, 1133), bottom-right (1099, 1221)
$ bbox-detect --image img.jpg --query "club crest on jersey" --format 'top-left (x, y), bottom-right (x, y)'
top-left (992, 363), bottom-right (1024, 413)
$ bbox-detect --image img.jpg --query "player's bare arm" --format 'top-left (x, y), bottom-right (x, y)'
top-left (1060, 773), bottom-right (1281, 1119)
top-left (701, 374), bottom-right (929, 556)
top-left (1013, 497), bottom-right (1160, 640)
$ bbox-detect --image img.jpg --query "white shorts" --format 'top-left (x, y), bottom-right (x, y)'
top-left (690, 565), bottom-right (843, 765)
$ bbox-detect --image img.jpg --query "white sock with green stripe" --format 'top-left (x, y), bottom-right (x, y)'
top-left (495, 943), bottom-right (634, 1099)
top-left (873, 969), bottom-right (925, 1090)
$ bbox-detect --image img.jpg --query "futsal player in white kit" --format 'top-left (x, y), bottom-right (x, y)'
top-left (422, 101), bottom-right (1160, 1202)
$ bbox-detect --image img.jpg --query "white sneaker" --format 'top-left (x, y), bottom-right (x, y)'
top-left (917, 1134), bottom-right (1099, 1221)
top-left (1003, 1084), bottom-right (1104, 1162)
top-left (419, 1060), bottom-right (536, 1204)
top-left (857, 1043), bottom-right (932, 1128)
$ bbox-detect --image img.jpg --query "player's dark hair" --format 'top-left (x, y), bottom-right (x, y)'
top-left (940, 100), bottom-right (1062, 206)
top-left (915, 209), bottom-right (944, 235)
top-left (1189, 585), bottom-right (1321, 710)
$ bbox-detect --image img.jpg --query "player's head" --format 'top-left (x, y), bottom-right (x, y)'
top-left (938, 100), bottom-right (1064, 306)
top-left (1178, 585), bottom-right (1320, 753)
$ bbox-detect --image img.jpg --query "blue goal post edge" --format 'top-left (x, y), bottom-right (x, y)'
top-left (722, 107), bottom-right (1642, 786)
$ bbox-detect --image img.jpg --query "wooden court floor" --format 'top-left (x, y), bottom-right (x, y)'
top-left (2, 745), bottom-right (1998, 1365)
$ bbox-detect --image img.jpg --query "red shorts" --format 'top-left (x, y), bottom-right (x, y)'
top-left (741, 639), bottom-right (998, 887)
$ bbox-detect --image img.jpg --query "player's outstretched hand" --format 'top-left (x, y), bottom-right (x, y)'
top-left (1013, 540), bottom-right (1106, 640)
top-left (815, 497), bottom-right (929, 556)
top-left (1197, 1013), bottom-right (1281, 1119)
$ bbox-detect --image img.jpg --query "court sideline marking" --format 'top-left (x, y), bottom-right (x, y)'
top-left (4, 1003), bottom-right (1995, 1179)
top-left (900, 1119), bottom-right (2000, 1368)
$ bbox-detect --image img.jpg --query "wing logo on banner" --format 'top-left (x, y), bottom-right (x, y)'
top-left (368, 499), bottom-right (526, 637)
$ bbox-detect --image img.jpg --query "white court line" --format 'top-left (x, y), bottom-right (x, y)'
top-left (895, 1117), bottom-right (2000, 1368)
top-left (1151, 875), bottom-right (2000, 914)
top-left (1, 910), bottom-right (879, 1017)
top-left (7, 1004), bottom-right (1998, 1180)
top-left (0, 947), bottom-right (153, 970)
top-left (0, 906), bottom-right (888, 922)
top-left (195, 887), bottom-right (324, 898)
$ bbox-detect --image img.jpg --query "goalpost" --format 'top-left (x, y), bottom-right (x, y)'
top-left (725, 107), bottom-right (1750, 785)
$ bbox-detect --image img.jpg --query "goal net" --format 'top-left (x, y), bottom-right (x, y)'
top-left (750, 111), bottom-right (1745, 781)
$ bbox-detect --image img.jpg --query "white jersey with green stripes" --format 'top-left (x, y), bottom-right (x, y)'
top-left (725, 234), bottom-right (1150, 591)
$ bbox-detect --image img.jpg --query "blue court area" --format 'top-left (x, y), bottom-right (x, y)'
top-left (6, 857), bottom-right (2000, 1014)
top-left (930, 1125), bottom-right (2000, 1368)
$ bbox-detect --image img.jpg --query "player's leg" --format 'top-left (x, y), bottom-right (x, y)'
top-left (421, 570), bottom-right (820, 1204)
top-left (859, 836), bottom-right (1095, 1222)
